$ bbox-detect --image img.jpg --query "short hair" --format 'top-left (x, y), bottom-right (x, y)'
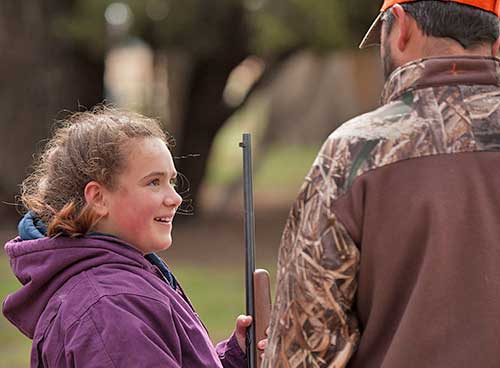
top-left (384, 0), bottom-right (500, 48)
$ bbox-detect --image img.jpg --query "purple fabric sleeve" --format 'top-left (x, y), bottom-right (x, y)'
top-left (216, 332), bottom-right (246, 368)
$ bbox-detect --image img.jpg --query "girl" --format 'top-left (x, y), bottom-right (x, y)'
top-left (2, 107), bottom-right (259, 367)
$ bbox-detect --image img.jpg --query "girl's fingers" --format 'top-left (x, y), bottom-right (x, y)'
top-left (235, 315), bottom-right (252, 353)
top-left (236, 315), bottom-right (252, 331)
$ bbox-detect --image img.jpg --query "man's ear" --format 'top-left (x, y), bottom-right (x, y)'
top-left (84, 181), bottom-right (109, 217)
top-left (492, 36), bottom-right (500, 56)
top-left (391, 4), bottom-right (413, 52)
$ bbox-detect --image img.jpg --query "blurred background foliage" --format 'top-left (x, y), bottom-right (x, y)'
top-left (1, 1), bottom-right (384, 366)
top-left (1, 0), bottom-right (382, 216)
top-left (60, 0), bottom-right (379, 56)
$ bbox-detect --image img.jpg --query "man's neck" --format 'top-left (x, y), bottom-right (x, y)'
top-left (419, 38), bottom-right (494, 59)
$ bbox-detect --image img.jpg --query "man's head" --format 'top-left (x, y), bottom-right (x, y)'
top-left (361, 0), bottom-right (500, 79)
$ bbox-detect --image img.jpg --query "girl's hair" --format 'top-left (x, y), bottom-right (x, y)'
top-left (21, 106), bottom-right (173, 237)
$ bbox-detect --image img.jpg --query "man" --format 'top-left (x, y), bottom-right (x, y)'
top-left (262, 1), bottom-right (500, 367)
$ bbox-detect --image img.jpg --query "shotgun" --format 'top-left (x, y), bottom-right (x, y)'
top-left (239, 133), bottom-right (272, 368)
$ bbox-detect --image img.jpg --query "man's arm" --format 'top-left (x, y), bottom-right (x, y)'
top-left (262, 143), bottom-right (361, 368)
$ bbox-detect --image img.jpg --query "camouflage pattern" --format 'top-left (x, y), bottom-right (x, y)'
top-left (262, 56), bottom-right (500, 368)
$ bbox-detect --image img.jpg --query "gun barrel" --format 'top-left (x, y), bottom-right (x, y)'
top-left (240, 133), bottom-right (256, 368)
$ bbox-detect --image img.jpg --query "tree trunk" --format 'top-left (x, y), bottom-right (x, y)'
top-left (173, 5), bottom-right (249, 216)
top-left (0, 1), bottom-right (104, 222)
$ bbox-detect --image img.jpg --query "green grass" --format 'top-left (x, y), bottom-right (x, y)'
top-left (174, 263), bottom-right (276, 343)
top-left (205, 95), bottom-right (268, 186)
top-left (205, 96), bottom-right (320, 195)
top-left (253, 144), bottom-right (319, 192)
top-left (0, 256), bottom-right (275, 367)
top-left (0, 257), bottom-right (31, 368)
top-left (173, 264), bottom-right (247, 342)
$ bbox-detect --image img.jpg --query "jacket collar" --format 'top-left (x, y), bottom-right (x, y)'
top-left (381, 56), bottom-right (500, 105)
top-left (18, 211), bottom-right (47, 240)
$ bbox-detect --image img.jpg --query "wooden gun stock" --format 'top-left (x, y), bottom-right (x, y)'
top-left (253, 269), bottom-right (271, 367)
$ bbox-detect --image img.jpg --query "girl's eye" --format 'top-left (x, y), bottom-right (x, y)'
top-left (169, 177), bottom-right (177, 188)
top-left (149, 179), bottom-right (161, 186)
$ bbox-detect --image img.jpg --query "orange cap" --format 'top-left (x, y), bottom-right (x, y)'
top-left (359, 0), bottom-right (500, 48)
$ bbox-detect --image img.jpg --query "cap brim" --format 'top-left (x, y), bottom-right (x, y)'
top-left (359, 12), bottom-right (383, 49)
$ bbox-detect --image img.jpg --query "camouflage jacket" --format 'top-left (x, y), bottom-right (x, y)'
top-left (263, 56), bottom-right (500, 368)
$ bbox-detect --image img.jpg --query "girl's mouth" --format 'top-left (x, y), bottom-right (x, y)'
top-left (154, 217), bottom-right (171, 223)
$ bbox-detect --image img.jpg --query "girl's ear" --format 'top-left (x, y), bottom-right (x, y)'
top-left (84, 181), bottom-right (109, 217)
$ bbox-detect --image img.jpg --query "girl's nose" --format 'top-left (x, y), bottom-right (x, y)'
top-left (165, 186), bottom-right (183, 209)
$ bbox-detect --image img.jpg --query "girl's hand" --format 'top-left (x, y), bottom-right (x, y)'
top-left (234, 315), bottom-right (268, 357)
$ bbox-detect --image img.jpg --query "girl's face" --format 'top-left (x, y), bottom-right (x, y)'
top-left (97, 137), bottom-right (182, 254)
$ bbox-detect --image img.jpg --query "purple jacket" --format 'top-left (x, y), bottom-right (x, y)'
top-left (2, 235), bottom-right (245, 367)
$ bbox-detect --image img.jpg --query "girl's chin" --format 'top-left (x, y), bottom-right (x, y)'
top-left (153, 237), bottom-right (173, 251)
top-left (136, 239), bottom-right (172, 255)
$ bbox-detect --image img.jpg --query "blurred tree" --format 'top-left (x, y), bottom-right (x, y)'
top-left (62, 0), bottom-right (254, 212)
top-left (0, 1), bottom-right (104, 220)
top-left (1, 0), bottom-right (380, 218)
top-left (125, 0), bottom-right (379, 212)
